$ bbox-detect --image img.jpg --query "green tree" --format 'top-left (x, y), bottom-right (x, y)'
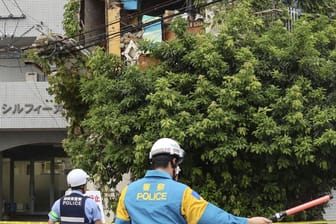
top-left (63, 0), bottom-right (81, 37)
top-left (30, 0), bottom-right (336, 220)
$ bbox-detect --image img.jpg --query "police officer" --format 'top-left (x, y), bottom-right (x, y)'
top-left (115, 137), bottom-right (272, 224)
top-left (48, 168), bottom-right (102, 224)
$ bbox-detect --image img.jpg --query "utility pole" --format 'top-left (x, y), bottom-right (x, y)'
top-left (106, 0), bottom-right (121, 56)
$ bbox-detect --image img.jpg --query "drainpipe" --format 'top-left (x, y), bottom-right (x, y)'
top-left (106, 0), bottom-right (121, 56)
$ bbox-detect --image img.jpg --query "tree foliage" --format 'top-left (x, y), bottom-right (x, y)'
top-left (32, 0), bottom-right (336, 220)
top-left (63, 0), bottom-right (81, 37)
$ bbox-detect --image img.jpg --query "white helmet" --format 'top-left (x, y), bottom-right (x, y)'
top-left (67, 168), bottom-right (89, 187)
top-left (149, 138), bottom-right (185, 164)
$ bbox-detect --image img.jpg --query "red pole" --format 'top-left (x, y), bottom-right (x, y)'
top-left (269, 195), bottom-right (333, 222)
top-left (286, 195), bottom-right (332, 215)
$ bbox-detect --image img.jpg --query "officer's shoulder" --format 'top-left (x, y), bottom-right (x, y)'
top-left (171, 180), bottom-right (189, 188)
top-left (85, 196), bottom-right (97, 204)
top-left (53, 198), bottom-right (62, 205)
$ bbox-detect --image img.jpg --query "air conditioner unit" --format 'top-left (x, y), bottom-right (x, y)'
top-left (25, 72), bottom-right (38, 82)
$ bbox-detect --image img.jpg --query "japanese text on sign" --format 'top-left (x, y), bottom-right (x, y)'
top-left (1, 103), bottom-right (63, 115)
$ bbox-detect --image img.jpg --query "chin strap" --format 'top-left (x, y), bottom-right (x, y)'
top-left (172, 165), bottom-right (182, 181)
top-left (171, 160), bottom-right (180, 180)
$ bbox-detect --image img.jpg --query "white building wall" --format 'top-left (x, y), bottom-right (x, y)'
top-left (0, 82), bottom-right (68, 129)
top-left (0, 59), bottom-right (44, 82)
top-left (323, 189), bottom-right (336, 220)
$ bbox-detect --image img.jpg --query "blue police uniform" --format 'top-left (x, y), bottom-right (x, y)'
top-left (115, 170), bottom-right (248, 224)
top-left (48, 190), bottom-right (102, 224)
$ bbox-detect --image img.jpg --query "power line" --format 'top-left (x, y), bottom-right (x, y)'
top-left (60, 0), bottom-right (222, 55)
top-left (52, 10), bottom-right (195, 56)
top-left (12, 0), bottom-right (25, 16)
top-left (25, 0), bottom-right (224, 56)
top-left (21, 0), bottom-right (186, 52)
top-left (33, 9), bottom-right (186, 57)
top-left (85, 0), bottom-right (223, 48)
top-left (26, 0), bottom-right (209, 51)
top-left (1, 0), bottom-right (11, 15)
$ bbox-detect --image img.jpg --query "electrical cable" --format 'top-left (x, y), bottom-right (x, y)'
top-left (12, 0), bottom-right (25, 16)
top-left (53, 0), bottom-right (222, 56)
top-left (5, 0), bottom-right (52, 35)
top-left (1, 0), bottom-right (12, 15)
top-left (27, 0), bottom-right (222, 56)
top-left (0, 0), bottom-right (53, 48)
top-left (54, 13), bottom-right (183, 56)
top-left (20, 0), bottom-right (223, 58)
top-left (17, 25), bottom-right (35, 37)
top-left (20, 0), bottom-right (186, 52)
top-left (38, 0), bottom-right (216, 52)
top-left (38, 13), bottom-right (170, 56)
top-left (76, 0), bottom-right (222, 49)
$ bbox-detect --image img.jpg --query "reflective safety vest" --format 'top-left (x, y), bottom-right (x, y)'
top-left (60, 192), bottom-right (92, 224)
top-left (115, 170), bottom-right (248, 224)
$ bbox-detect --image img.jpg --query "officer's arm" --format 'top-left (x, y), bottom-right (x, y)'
top-left (115, 186), bottom-right (131, 224)
top-left (94, 220), bottom-right (103, 224)
top-left (180, 187), bottom-right (208, 223)
top-left (181, 187), bottom-right (248, 224)
top-left (48, 201), bottom-right (60, 224)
